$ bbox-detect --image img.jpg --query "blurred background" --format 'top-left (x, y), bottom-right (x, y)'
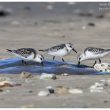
top-left (0, 2), bottom-right (110, 64)
top-left (0, 2), bottom-right (109, 17)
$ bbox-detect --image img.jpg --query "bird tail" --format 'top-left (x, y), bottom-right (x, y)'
top-left (6, 49), bottom-right (12, 52)
top-left (39, 49), bottom-right (48, 52)
top-left (39, 49), bottom-right (45, 52)
top-left (106, 49), bottom-right (110, 52)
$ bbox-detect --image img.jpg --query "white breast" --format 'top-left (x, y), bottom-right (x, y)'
top-left (48, 48), bottom-right (68, 57)
top-left (13, 53), bottom-right (34, 61)
top-left (85, 51), bottom-right (109, 60)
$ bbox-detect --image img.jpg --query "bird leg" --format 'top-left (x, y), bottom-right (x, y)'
top-left (41, 62), bottom-right (44, 66)
top-left (99, 59), bottom-right (101, 63)
top-left (53, 56), bottom-right (55, 60)
top-left (24, 61), bottom-right (27, 65)
top-left (22, 60), bottom-right (24, 64)
top-left (22, 60), bottom-right (27, 65)
top-left (78, 61), bottom-right (80, 65)
top-left (92, 61), bottom-right (97, 68)
top-left (62, 58), bottom-right (65, 62)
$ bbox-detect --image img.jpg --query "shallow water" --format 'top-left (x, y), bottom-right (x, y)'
top-left (0, 58), bottom-right (109, 75)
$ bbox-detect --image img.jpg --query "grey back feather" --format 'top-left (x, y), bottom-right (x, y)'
top-left (45, 44), bottom-right (66, 52)
top-left (13, 48), bottom-right (37, 58)
top-left (84, 47), bottom-right (106, 55)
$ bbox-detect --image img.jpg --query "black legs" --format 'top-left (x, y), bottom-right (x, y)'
top-left (53, 56), bottom-right (65, 62)
top-left (22, 60), bottom-right (27, 65)
top-left (53, 56), bottom-right (55, 60)
top-left (22, 60), bottom-right (44, 66)
top-left (92, 61), bottom-right (97, 67)
top-left (92, 59), bottom-right (102, 68)
top-left (99, 59), bottom-right (101, 63)
top-left (62, 58), bottom-right (65, 62)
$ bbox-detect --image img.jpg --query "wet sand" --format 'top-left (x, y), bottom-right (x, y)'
top-left (0, 74), bottom-right (110, 108)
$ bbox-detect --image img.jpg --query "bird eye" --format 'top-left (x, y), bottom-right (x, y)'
top-left (70, 46), bottom-right (72, 48)
top-left (41, 57), bottom-right (44, 61)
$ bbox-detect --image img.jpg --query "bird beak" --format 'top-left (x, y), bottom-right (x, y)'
top-left (41, 62), bottom-right (44, 66)
top-left (78, 61), bottom-right (80, 65)
top-left (72, 48), bottom-right (77, 53)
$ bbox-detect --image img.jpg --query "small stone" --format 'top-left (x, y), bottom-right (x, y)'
top-left (24, 79), bottom-right (33, 84)
top-left (56, 86), bottom-right (69, 95)
top-left (20, 71), bottom-right (32, 79)
top-left (88, 22), bottom-right (95, 27)
top-left (0, 10), bottom-right (10, 17)
top-left (46, 5), bottom-right (53, 10)
top-left (61, 73), bottom-right (69, 76)
top-left (106, 79), bottom-right (110, 86)
top-left (78, 12), bottom-right (93, 17)
top-left (0, 77), bottom-right (11, 82)
top-left (104, 100), bottom-right (108, 103)
top-left (46, 86), bottom-right (55, 94)
top-left (38, 90), bottom-right (50, 97)
top-left (0, 77), bottom-right (21, 88)
top-left (90, 89), bottom-right (103, 93)
top-left (67, 2), bottom-right (76, 5)
top-left (0, 80), bottom-right (14, 87)
top-left (5, 8), bottom-right (13, 14)
top-left (107, 89), bottom-right (110, 93)
top-left (11, 21), bottom-right (20, 26)
top-left (89, 85), bottom-right (104, 90)
top-left (89, 82), bottom-right (104, 93)
top-left (40, 73), bottom-right (57, 80)
top-left (3, 90), bottom-right (11, 94)
top-left (83, 105), bottom-right (88, 108)
top-left (21, 104), bottom-right (35, 108)
top-left (96, 14), bottom-right (104, 19)
top-left (89, 85), bottom-right (96, 89)
top-left (68, 88), bottom-right (83, 94)
top-left (100, 79), bottom-right (106, 82)
top-left (0, 89), bottom-right (3, 92)
top-left (82, 26), bottom-right (87, 30)
top-left (100, 80), bottom-right (107, 86)
top-left (95, 82), bottom-right (104, 87)
top-left (94, 63), bottom-right (110, 72)
top-left (28, 90), bottom-right (33, 93)
top-left (5, 90), bottom-right (10, 93)
top-left (49, 89), bottom-right (54, 94)
top-left (34, 21), bottom-right (38, 26)
top-left (24, 6), bottom-right (31, 11)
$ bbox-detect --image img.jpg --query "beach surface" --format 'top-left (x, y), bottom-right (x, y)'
top-left (0, 2), bottom-right (110, 108)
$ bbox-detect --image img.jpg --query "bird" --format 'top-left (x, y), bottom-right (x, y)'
top-left (77, 47), bottom-right (110, 67)
top-left (6, 48), bottom-right (44, 66)
top-left (39, 43), bottom-right (77, 62)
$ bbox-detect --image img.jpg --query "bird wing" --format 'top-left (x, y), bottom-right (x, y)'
top-left (84, 47), bottom-right (105, 55)
top-left (49, 44), bottom-right (65, 52)
top-left (13, 48), bottom-right (37, 58)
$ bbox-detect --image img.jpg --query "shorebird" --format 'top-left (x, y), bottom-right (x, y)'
top-left (7, 48), bottom-right (44, 66)
top-left (77, 47), bottom-right (110, 67)
top-left (39, 43), bottom-right (77, 62)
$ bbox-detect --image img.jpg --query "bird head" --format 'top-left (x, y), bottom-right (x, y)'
top-left (65, 43), bottom-right (77, 53)
top-left (34, 54), bottom-right (44, 66)
top-left (77, 53), bottom-right (85, 65)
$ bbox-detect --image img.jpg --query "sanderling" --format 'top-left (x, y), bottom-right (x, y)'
top-left (77, 47), bottom-right (110, 67)
top-left (39, 43), bottom-right (77, 62)
top-left (7, 48), bottom-right (44, 66)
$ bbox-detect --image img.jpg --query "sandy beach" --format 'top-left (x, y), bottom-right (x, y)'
top-left (0, 2), bottom-right (110, 108)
